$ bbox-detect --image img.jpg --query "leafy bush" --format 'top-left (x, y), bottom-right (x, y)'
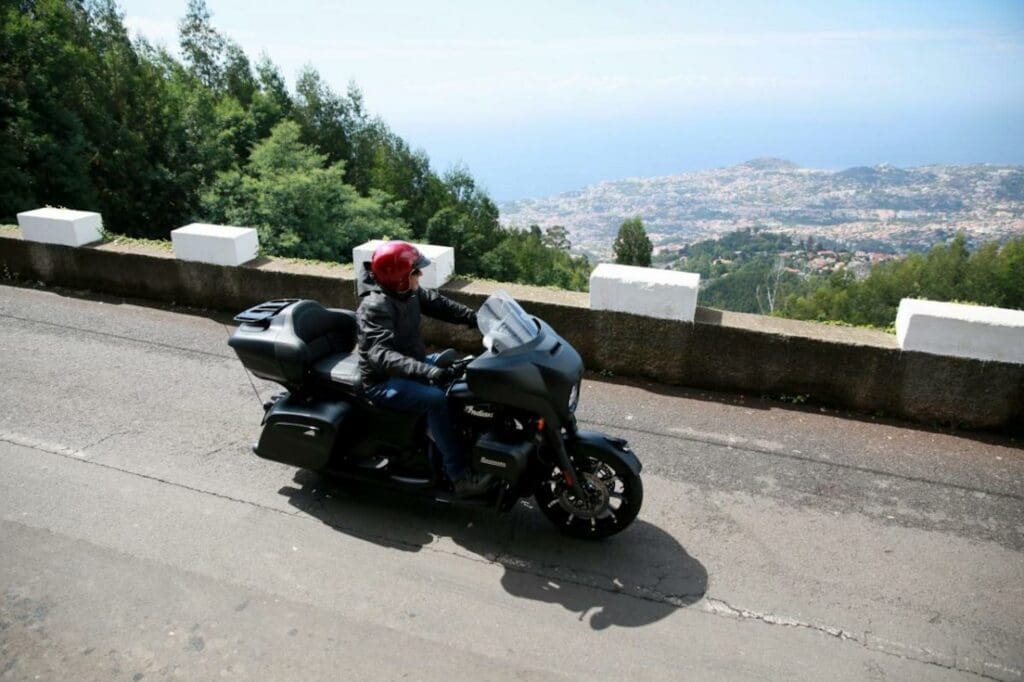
top-left (780, 234), bottom-right (1024, 327)
top-left (1, 0), bottom-right (584, 287)
top-left (201, 121), bottom-right (409, 261)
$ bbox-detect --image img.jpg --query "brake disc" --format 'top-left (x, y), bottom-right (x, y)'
top-left (558, 471), bottom-right (610, 519)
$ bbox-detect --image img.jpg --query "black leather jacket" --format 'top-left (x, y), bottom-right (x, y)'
top-left (357, 284), bottom-right (476, 390)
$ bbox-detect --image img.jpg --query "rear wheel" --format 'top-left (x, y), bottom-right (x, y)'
top-left (534, 448), bottom-right (643, 539)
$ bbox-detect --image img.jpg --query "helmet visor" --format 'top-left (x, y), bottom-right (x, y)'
top-left (413, 253), bottom-right (431, 271)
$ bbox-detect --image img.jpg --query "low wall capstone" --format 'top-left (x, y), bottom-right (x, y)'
top-left (589, 263), bottom-right (700, 322)
top-left (897, 298), bottom-right (1024, 364)
top-left (17, 208), bottom-right (103, 247)
top-left (171, 223), bottom-right (259, 266)
top-left (1, 232), bottom-right (1021, 433)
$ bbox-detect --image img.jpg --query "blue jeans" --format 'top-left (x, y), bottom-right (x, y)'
top-left (364, 354), bottom-right (466, 480)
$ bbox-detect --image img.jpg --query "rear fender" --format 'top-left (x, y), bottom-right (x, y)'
top-left (568, 430), bottom-right (642, 476)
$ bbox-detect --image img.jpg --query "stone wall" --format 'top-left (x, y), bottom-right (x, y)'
top-left (2, 232), bottom-right (1021, 433)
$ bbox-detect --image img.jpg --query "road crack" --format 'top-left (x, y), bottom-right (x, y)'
top-left (702, 597), bottom-right (1019, 681)
top-left (81, 430), bottom-right (134, 452)
top-left (703, 597), bottom-right (857, 639)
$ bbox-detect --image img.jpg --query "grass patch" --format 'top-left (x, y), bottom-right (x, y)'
top-left (804, 317), bottom-right (896, 334)
top-left (279, 255), bottom-right (350, 269)
top-left (101, 231), bottom-right (173, 252)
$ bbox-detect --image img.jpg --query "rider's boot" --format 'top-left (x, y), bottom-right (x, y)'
top-left (453, 471), bottom-right (495, 498)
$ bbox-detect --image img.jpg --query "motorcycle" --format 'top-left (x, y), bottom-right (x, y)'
top-left (228, 291), bottom-right (643, 539)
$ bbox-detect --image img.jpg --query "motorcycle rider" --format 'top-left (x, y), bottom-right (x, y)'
top-left (357, 241), bottom-right (494, 498)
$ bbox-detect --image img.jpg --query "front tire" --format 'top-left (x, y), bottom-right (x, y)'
top-left (534, 447), bottom-right (643, 539)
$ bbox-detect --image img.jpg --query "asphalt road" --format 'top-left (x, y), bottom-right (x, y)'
top-left (1, 283), bottom-right (1022, 681)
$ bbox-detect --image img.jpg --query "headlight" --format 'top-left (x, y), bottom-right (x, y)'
top-left (568, 382), bottom-right (580, 412)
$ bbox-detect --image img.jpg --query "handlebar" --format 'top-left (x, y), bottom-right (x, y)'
top-left (450, 355), bottom-right (474, 371)
top-left (443, 355), bottom-right (474, 397)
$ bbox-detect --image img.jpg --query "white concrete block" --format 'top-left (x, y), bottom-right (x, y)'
top-left (589, 263), bottom-right (701, 322)
top-left (896, 298), bottom-right (1024, 364)
top-left (17, 207), bottom-right (103, 247)
top-left (353, 240), bottom-right (455, 289)
top-left (171, 223), bottom-right (259, 266)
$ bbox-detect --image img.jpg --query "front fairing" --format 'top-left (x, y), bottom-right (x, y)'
top-left (464, 317), bottom-right (583, 427)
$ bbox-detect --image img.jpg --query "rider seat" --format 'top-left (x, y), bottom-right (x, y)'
top-left (312, 352), bottom-right (362, 393)
top-left (287, 302), bottom-right (364, 394)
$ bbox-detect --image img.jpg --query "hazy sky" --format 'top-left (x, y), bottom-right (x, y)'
top-left (119, 0), bottom-right (1024, 200)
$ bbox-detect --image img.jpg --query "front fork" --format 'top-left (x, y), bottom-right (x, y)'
top-left (543, 422), bottom-right (588, 498)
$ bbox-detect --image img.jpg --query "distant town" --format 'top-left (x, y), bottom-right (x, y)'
top-left (499, 158), bottom-right (1024, 262)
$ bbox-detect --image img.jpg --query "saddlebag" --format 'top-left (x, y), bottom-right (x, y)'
top-left (471, 433), bottom-right (533, 482)
top-left (256, 393), bottom-right (354, 470)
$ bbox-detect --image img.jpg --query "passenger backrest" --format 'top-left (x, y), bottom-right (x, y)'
top-left (229, 299), bottom-right (358, 387)
top-left (289, 301), bottom-right (358, 364)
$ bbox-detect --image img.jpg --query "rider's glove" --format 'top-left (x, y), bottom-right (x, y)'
top-left (467, 312), bottom-right (478, 329)
top-left (427, 366), bottom-right (457, 386)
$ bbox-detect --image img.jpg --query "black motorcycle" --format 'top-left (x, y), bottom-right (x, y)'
top-left (228, 291), bottom-right (643, 539)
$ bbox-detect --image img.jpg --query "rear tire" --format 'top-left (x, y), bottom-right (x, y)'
top-left (534, 447), bottom-right (643, 539)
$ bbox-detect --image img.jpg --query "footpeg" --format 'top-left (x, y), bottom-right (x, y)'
top-left (392, 475), bottom-right (432, 487)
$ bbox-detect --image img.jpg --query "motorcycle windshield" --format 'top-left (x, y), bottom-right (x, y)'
top-left (477, 290), bottom-right (539, 353)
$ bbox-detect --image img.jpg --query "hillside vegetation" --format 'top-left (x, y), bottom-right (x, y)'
top-left (1, 0), bottom-right (589, 289)
top-left (668, 228), bottom-right (1024, 327)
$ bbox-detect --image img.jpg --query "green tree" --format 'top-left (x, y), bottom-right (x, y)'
top-left (222, 41), bottom-right (255, 106)
top-left (425, 166), bottom-right (502, 274)
top-left (542, 224), bottom-right (571, 251)
top-left (0, 0), bottom-right (222, 234)
top-left (778, 233), bottom-right (1024, 327)
top-left (178, 0), bottom-right (225, 91)
top-left (0, 0), bottom-right (591, 293)
top-left (1, 0), bottom-right (99, 216)
top-left (964, 241), bottom-right (1001, 305)
top-left (292, 66), bottom-right (352, 167)
top-left (479, 227), bottom-right (592, 290)
top-left (201, 121), bottom-right (409, 261)
top-left (250, 55), bottom-right (291, 140)
top-left (919, 233), bottom-right (969, 301)
top-left (994, 237), bottom-right (1024, 308)
top-left (613, 217), bottom-right (653, 266)
top-left (289, 69), bottom-right (446, 236)
top-left (362, 128), bottom-right (446, 237)
top-left (0, 0), bottom-right (42, 213)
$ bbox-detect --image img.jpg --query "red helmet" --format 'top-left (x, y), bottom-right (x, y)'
top-left (370, 241), bottom-right (431, 293)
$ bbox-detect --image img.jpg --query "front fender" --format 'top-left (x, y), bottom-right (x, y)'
top-left (569, 429), bottom-right (642, 476)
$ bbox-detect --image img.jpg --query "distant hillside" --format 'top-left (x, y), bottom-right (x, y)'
top-left (498, 160), bottom-right (1024, 259)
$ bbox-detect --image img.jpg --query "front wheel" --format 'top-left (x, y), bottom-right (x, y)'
top-left (534, 447), bottom-right (643, 539)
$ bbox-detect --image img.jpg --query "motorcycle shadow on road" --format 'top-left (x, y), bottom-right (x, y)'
top-left (280, 469), bottom-right (708, 630)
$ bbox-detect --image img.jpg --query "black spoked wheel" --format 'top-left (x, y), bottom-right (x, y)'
top-left (534, 449), bottom-right (643, 539)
